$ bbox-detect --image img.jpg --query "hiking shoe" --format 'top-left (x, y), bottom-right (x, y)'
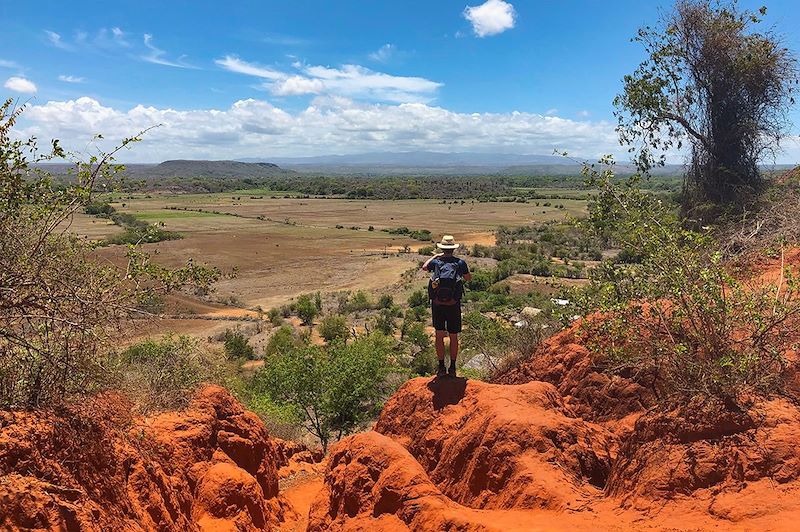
top-left (436, 363), bottom-right (447, 378)
top-left (448, 364), bottom-right (457, 378)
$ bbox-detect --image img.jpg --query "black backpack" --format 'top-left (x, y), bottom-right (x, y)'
top-left (428, 259), bottom-right (463, 302)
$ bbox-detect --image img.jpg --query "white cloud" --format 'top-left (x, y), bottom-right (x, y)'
top-left (0, 59), bottom-right (18, 69)
top-left (142, 34), bottom-right (196, 69)
top-left (14, 96), bottom-right (624, 163)
top-left (4, 76), bottom-right (37, 94)
top-left (215, 55), bottom-right (285, 80)
top-left (545, 108), bottom-right (558, 116)
top-left (302, 64), bottom-right (441, 103)
top-left (369, 44), bottom-right (396, 63)
top-left (217, 55), bottom-right (442, 103)
top-left (271, 75), bottom-right (325, 96)
top-left (44, 30), bottom-right (72, 50)
top-left (463, 0), bottom-right (516, 37)
top-left (577, 110), bottom-right (591, 118)
top-left (58, 75), bottom-right (86, 83)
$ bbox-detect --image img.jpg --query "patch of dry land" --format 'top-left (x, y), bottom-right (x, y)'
top-left (74, 192), bottom-right (588, 337)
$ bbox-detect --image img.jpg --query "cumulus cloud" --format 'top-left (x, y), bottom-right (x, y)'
top-left (142, 34), bottom-right (196, 69)
top-left (14, 96), bottom-right (623, 162)
top-left (463, 0), bottom-right (516, 37)
top-left (4, 76), bottom-right (37, 94)
top-left (216, 55), bottom-right (442, 103)
top-left (369, 44), bottom-right (396, 63)
top-left (271, 75), bottom-right (325, 96)
top-left (58, 75), bottom-right (86, 83)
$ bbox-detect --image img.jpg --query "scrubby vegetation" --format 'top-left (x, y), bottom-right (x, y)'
top-left (560, 158), bottom-right (800, 405)
top-left (85, 201), bottom-right (182, 245)
top-left (0, 100), bottom-right (219, 409)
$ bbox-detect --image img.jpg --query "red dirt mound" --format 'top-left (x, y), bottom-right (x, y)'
top-left (307, 431), bottom-right (599, 532)
top-left (313, 371), bottom-right (800, 529)
top-left (494, 321), bottom-right (652, 427)
top-left (607, 397), bottom-right (800, 512)
top-left (374, 377), bottom-right (614, 510)
top-left (0, 385), bottom-right (287, 531)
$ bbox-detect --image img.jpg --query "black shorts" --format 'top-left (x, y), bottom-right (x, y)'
top-left (431, 302), bottom-right (462, 334)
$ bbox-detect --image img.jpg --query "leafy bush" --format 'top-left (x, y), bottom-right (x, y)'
top-left (571, 160), bottom-right (800, 404)
top-left (378, 294), bottom-right (394, 309)
top-left (407, 289), bottom-right (428, 308)
top-left (374, 308), bottom-right (397, 336)
top-left (295, 294), bottom-right (318, 325)
top-left (318, 314), bottom-right (350, 344)
top-left (340, 290), bottom-right (372, 313)
top-left (0, 100), bottom-right (219, 409)
top-left (264, 325), bottom-right (301, 358)
top-left (252, 333), bottom-right (395, 451)
top-left (222, 327), bottom-right (256, 360)
top-left (466, 269), bottom-right (498, 292)
top-left (267, 307), bottom-right (283, 326)
top-left (115, 335), bottom-right (207, 412)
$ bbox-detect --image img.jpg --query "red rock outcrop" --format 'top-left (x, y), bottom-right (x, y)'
top-left (494, 321), bottom-right (652, 427)
top-left (311, 359), bottom-right (800, 530)
top-left (374, 377), bottom-right (614, 510)
top-left (0, 385), bottom-right (287, 531)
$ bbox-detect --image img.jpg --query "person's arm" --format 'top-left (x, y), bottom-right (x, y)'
top-left (461, 259), bottom-right (472, 281)
top-left (421, 253), bottom-right (443, 271)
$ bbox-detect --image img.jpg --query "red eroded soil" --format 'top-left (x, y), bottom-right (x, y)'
top-left (0, 386), bottom-right (296, 531)
top-left (6, 305), bottom-right (800, 530)
top-left (306, 324), bottom-right (800, 531)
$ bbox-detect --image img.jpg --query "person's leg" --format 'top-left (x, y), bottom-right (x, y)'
top-left (447, 303), bottom-right (462, 376)
top-left (435, 330), bottom-right (447, 361)
top-left (449, 333), bottom-right (459, 363)
top-left (435, 330), bottom-right (447, 376)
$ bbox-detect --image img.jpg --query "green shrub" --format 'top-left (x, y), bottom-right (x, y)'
top-left (222, 327), bottom-right (256, 360)
top-left (407, 289), bottom-right (428, 308)
top-left (411, 348), bottom-right (437, 376)
top-left (295, 294), bottom-right (318, 325)
top-left (572, 160), bottom-right (800, 404)
top-left (116, 335), bottom-right (206, 412)
top-left (374, 308), bottom-right (396, 336)
top-left (264, 325), bottom-right (300, 357)
top-left (318, 314), bottom-right (350, 344)
top-left (378, 294), bottom-right (394, 309)
top-left (267, 307), bottom-right (283, 326)
top-left (252, 333), bottom-right (395, 451)
top-left (342, 290), bottom-right (372, 313)
top-left (402, 321), bottom-right (430, 350)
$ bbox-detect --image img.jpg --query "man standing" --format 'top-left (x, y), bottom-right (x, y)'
top-left (421, 235), bottom-right (472, 378)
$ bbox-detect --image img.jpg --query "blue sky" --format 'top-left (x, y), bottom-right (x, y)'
top-left (2, 0), bottom-right (799, 162)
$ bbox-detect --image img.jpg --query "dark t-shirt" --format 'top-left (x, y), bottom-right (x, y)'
top-left (425, 255), bottom-right (469, 305)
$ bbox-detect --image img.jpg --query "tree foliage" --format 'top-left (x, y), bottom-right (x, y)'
top-left (317, 314), bottom-right (350, 344)
top-left (0, 99), bottom-right (220, 408)
top-left (570, 158), bottom-right (800, 404)
top-left (252, 333), bottom-right (395, 451)
top-left (615, 0), bottom-right (797, 209)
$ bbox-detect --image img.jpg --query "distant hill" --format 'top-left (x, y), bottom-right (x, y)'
top-left (36, 160), bottom-right (295, 180)
top-left (138, 160), bottom-right (292, 179)
top-left (239, 151), bottom-right (589, 175)
top-left (246, 151), bottom-right (574, 166)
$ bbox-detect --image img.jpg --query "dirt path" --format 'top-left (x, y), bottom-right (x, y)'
top-left (280, 473), bottom-right (325, 532)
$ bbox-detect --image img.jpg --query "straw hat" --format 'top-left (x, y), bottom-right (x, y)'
top-left (436, 235), bottom-right (460, 250)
